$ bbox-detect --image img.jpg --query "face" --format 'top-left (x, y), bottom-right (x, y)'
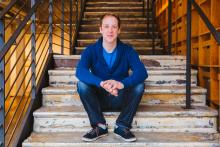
top-left (99, 16), bottom-right (120, 44)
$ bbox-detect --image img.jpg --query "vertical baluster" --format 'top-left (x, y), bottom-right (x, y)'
top-left (152, 0), bottom-right (155, 54)
top-left (186, 0), bottom-right (192, 109)
top-left (31, 0), bottom-right (36, 99)
top-left (49, 0), bottom-right (53, 54)
top-left (61, 0), bottom-right (64, 54)
top-left (70, 0), bottom-right (73, 54)
top-left (0, 17), bottom-right (5, 147)
top-left (168, 0), bottom-right (172, 54)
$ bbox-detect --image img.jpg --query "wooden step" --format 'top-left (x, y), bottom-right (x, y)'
top-left (85, 7), bottom-right (144, 12)
top-left (79, 25), bottom-right (156, 32)
top-left (86, 2), bottom-right (143, 7)
top-left (78, 32), bottom-right (159, 39)
top-left (48, 69), bottom-right (198, 87)
top-left (75, 47), bottom-right (163, 53)
top-left (87, 0), bottom-right (142, 2)
top-left (24, 131), bottom-right (220, 147)
top-left (32, 105), bottom-right (217, 133)
top-left (84, 12), bottom-right (145, 18)
top-left (53, 55), bottom-right (186, 69)
top-left (22, 132), bottom-right (220, 147)
top-left (42, 86), bottom-right (206, 107)
top-left (77, 39), bottom-right (161, 47)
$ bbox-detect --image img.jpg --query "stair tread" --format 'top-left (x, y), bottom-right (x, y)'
top-left (23, 132), bottom-right (219, 146)
top-left (53, 55), bottom-right (186, 60)
top-left (33, 105), bottom-right (217, 117)
top-left (83, 17), bottom-right (150, 21)
top-left (75, 47), bottom-right (163, 50)
top-left (86, 2), bottom-right (143, 4)
top-left (48, 69), bottom-right (197, 75)
top-left (42, 85), bottom-right (206, 94)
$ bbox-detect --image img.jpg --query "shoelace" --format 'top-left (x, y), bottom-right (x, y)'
top-left (88, 127), bottom-right (99, 136)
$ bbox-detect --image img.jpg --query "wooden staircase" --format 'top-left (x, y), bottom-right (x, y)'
top-left (75, 0), bottom-right (163, 55)
top-left (22, 55), bottom-right (219, 147)
top-left (22, 0), bottom-right (219, 146)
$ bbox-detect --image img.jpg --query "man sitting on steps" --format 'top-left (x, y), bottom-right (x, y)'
top-left (76, 13), bottom-right (148, 142)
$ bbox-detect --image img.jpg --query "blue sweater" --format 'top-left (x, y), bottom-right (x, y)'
top-left (76, 37), bottom-right (148, 88)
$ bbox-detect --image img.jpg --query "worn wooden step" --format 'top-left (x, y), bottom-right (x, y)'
top-left (80, 25), bottom-right (156, 32)
top-left (85, 7), bottom-right (144, 12)
top-left (48, 69), bottom-right (198, 86)
top-left (42, 86), bottom-right (206, 107)
top-left (75, 47), bottom-right (163, 52)
top-left (87, 0), bottom-right (142, 2)
top-left (23, 132), bottom-right (220, 147)
top-left (86, 2), bottom-right (143, 7)
top-left (84, 12), bottom-right (145, 18)
top-left (33, 105), bottom-right (217, 133)
top-left (77, 39), bottom-right (161, 47)
top-left (53, 55), bottom-right (186, 69)
top-left (82, 17), bottom-right (152, 22)
top-left (78, 32), bottom-right (159, 39)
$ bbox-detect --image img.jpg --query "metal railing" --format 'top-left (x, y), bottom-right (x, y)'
top-left (144, 0), bottom-right (165, 55)
top-left (0, 0), bottom-right (86, 146)
top-left (159, 0), bottom-right (220, 109)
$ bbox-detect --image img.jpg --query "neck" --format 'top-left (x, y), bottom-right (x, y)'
top-left (102, 40), bottom-right (117, 53)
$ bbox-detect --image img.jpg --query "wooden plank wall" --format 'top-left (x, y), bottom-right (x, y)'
top-left (155, 0), bottom-right (220, 106)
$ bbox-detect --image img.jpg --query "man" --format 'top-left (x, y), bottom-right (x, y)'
top-left (76, 13), bottom-right (148, 142)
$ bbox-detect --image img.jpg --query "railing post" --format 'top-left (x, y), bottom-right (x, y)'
top-left (186, 0), bottom-right (192, 109)
top-left (73, 0), bottom-right (78, 55)
top-left (0, 17), bottom-right (5, 147)
top-left (61, 0), bottom-right (64, 54)
top-left (31, 0), bottom-right (36, 99)
top-left (147, 0), bottom-right (149, 35)
top-left (168, 0), bottom-right (172, 54)
top-left (151, 0), bottom-right (155, 54)
top-left (49, 0), bottom-right (53, 54)
top-left (70, 0), bottom-right (73, 54)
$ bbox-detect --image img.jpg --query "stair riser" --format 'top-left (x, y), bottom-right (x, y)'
top-left (49, 74), bottom-right (197, 86)
top-left (81, 20), bottom-right (152, 25)
top-left (42, 94), bottom-right (206, 107)
top-left (87, 0), bottom-right (142, 2)
top-left (22, 142), bottom-right (220, 147)
top-left (75, 49), bottom-right (164, 55)
top-left (86, 4), bottom-right (143, 7)
top-left (33, 116), bottom-right (217, 133)
top-left (80, 27), bottom-right (156, 32)
top-left (78, 33), bottom-right (159, 39)
top-left (77, 41), bottom-right (161, 48)
top-left (84, 13), bottom-right (145, 18)
top-left (53, 59), bottom-right (186, 70)
top-left (85, 8), bottom-right (144, 12)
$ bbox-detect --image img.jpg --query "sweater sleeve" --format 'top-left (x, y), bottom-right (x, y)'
top-left (120, 49), bottom-right (148, 88)
top-left (76, 47), bottom-right (102, 87)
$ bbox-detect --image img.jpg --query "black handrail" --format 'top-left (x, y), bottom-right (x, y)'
top-left (191, 0), bottom-right (220, 44)
top-left (0, 0), bottom-right (19, 19)
top-left (163, 0), bottom-right (220, 108)
top-left (0, 0), bottom-right (42, 61)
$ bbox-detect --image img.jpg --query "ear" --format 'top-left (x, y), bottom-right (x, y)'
top-left (99, 26), bottom-right (103, 33)
top-left (118, 28), bottom-right (121, 34)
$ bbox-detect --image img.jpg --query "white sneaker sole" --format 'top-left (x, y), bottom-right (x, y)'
top-left (82, 134), bottom-right (108, 142)
top-left (114, 133), bottom-right (137, 142)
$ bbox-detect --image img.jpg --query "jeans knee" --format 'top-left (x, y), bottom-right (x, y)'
top-left (133, 82), bottom-right (145, 94)
top-left (77, 81), bottom-right (90, 93)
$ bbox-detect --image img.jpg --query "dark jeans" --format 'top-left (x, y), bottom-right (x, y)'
top-left (77, 81), bottom-right (145, 129)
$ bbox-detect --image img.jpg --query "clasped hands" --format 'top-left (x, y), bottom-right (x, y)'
top-left (100, 80), bottom-right (124, 97)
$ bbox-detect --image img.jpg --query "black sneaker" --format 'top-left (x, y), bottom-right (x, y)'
top-left (114, 126), bottom-right (136, 142)
top-left (82, 126), bottom-right (108, 142)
